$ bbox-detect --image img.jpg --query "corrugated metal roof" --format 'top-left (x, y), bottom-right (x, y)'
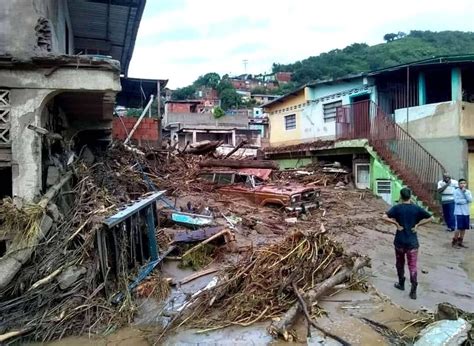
top-left (68, 0), bottom-right (145, 75)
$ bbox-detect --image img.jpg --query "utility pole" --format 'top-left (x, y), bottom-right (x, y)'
top-left (243, 59), bottom-right (248, 74)
top-left (157, 80), bottom-right (162, 145)
top-left (406, 66), bottom-right (410, 134)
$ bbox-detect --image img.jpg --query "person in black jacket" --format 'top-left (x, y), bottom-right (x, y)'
top-left (383, 188), bottom-right (432, 299)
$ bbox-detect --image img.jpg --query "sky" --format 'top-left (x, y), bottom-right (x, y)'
top-left (128, 0), bottom-right (474, 89)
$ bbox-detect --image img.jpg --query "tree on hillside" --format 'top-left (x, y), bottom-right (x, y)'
top-left (216, 78), bottom-right (234, 94)
top-left (383, 33), bottom-right (398, 42)
top-left (172, 85), bottom-right (197, 100)
top-left (194, 72), bottom-right (221, 89)
top-left (220, 88), bottom-right (242, 110)
top-left (270, 30), bottom-right (474, 88)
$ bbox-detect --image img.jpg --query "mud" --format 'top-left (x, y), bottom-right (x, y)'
top-left (41, 186), bottom-right (474, 345)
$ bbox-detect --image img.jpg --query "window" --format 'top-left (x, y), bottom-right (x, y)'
top-left (234, 174), bottom-right (247, 184)
top-left (285, 114), bottom-right (296, 130)
top-left (198, 173), bottom-right (214, 182)
top-left (323, 101), bottom-right (342, 122)
top-left (215, 173), bottom-right (233, 185)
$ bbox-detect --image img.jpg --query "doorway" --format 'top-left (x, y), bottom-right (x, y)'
top-left (0, 167), bottom-right (12, 198)
top-left (351, 94), bottom-right (371, 138)
top-left (355, 163), bottom-right (370, 189)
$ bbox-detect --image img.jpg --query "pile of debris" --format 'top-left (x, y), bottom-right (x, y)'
top-left (276, 161), bottom-right (352, 188)
top-left (162, 230), bottom-right (370, 342)
top-left (0, 164), bottom-right (127, 343)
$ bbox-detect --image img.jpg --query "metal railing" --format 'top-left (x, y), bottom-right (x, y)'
top-left (336, 100), bottom-right (445, 211)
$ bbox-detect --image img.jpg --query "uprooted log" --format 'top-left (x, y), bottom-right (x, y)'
top-left (185, 140), bottom-right (224, 155)
top-left (199, 158), bottom-right (279, 170)
top-left (223, 140), bottom-right (248, 159)
top-left (269, 256), bottom-right (370, 341)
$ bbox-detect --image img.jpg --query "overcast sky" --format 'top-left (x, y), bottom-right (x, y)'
top-left (128, 0), bottom-right (474, 89)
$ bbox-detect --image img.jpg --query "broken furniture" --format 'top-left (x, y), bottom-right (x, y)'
top-left (99, 191), bottom-right (166, 300)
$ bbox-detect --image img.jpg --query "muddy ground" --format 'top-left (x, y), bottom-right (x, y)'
top-left (44, 186), bottom-right (474, 345)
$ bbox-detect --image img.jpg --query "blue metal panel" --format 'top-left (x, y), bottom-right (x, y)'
top-left (103, 191), bottom-right (166, 228)
top-left (145, 206), bottom-right (158, 260)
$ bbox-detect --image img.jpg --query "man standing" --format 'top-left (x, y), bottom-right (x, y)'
top-left (438, 173), bottom-right (458, 232)
top-left (383, 188), bottom-right (432, 299)
top-left (453, 178), bottom-right (472, 248)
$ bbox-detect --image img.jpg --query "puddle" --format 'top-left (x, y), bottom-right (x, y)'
top-left (35, 327), bottom-right (149, 346)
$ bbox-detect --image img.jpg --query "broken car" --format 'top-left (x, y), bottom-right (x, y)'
top-left (198, 170), bottom-right (320, 211)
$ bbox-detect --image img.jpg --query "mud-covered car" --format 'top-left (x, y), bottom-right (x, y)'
top-left (198, 170), bottom-right (320, 211)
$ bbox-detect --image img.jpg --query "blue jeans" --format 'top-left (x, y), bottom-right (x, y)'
top-left (442, 201), bottom-right (456, 230)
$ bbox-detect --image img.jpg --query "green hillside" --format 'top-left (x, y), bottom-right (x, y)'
top-left (273, 30), bottom-right (474, 86)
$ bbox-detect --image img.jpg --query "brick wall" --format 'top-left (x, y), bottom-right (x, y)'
top-left (112, 117), bottom-right (160, 146)
top-left (167, 103), bottom-right (194, 113)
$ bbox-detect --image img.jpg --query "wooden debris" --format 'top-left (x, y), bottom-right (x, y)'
top-left (199, 158), bottom-right (279, 170)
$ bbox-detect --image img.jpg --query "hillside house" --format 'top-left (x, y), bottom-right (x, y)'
top-left (163, 100), bottom-right (261, 156)
top-left (263, 55), bottom-right (474, 212)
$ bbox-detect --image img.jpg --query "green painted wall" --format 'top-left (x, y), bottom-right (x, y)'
top-left (277, 158), bottom-right (312, 169)
top-left (367, 146), bottom-right (426, 208)
top-left (370, 155), bottom-right (404, 204)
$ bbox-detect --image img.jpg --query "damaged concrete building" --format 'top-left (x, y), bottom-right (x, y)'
top-left (0, 0), bottom-right (146, 202)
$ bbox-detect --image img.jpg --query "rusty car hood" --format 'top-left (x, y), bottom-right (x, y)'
top-left (220, 183), bottom-right (316, 195)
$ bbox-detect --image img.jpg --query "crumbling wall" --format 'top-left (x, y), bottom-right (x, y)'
top-left (0, 0), bottom-right (73, 56)
top-left (0, 66), bottom-right (121, 201)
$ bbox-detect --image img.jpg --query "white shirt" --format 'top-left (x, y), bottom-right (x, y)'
top-left (437, 179), bottom-right (459, 202)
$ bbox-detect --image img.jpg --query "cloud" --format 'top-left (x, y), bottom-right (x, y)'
top-left (128, 0), bottom-right (474, 88)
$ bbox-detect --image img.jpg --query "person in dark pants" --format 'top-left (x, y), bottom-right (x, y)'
top-left (438, 173), bottom-right (458, 232)
top-left (453, 178), bottom-right (472, 248)
top-left (383, 188), bottom-right (432, 299)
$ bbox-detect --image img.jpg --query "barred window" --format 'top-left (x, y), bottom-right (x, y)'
top-left (323, 101), bottom-right (342, 122)
top-left (285, 114), bottom-right (296, 130)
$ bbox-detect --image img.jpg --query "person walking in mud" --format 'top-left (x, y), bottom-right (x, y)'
top-left (438, 173), bottom-right (458, 232)
top-left (453, 178), bottom-right (472, 248)
top-left (383, 188), bottom-right (432, 299)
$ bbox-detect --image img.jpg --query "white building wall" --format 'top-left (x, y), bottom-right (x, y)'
top-left (299, 78), bottom-right (375, 141)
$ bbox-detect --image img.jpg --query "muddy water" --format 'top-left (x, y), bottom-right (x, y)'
top-left (37, 327), bottom-right (149, 346)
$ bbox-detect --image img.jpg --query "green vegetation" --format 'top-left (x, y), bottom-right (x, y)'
top-left (171, 31), bottom-right (474, 105)
top-left (272, 30), bottom-right (474, 85)
top-left (213, 106), bottom-right (225, 119)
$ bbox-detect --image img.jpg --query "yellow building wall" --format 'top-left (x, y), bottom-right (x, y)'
top-left (267, 91), bottom-right (307, 146)
top-left (469, 153), bottom-right (474, 216)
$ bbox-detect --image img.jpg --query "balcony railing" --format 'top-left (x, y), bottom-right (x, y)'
top-left (336, 100), bottom-right (445, 212)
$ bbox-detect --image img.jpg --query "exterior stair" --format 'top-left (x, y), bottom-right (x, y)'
top-left (336, 100), bottom-right (445, 214)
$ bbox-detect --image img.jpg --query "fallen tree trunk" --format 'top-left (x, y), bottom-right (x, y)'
top-left (269, 256), bottom-right (370, 340)
top-left (223, 140), bottom-right (248, 159)
top-left (186, 140), bottom-right (223, 155)
top-left (199, 158), bottom-right (278, 170)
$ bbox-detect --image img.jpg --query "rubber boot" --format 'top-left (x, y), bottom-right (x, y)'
top-left (458, 238), bottom-right (468, 248)
top-left (409, 283), bottom-right (417, 299)
top-left (394, 277), bottom-right (405, 291)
